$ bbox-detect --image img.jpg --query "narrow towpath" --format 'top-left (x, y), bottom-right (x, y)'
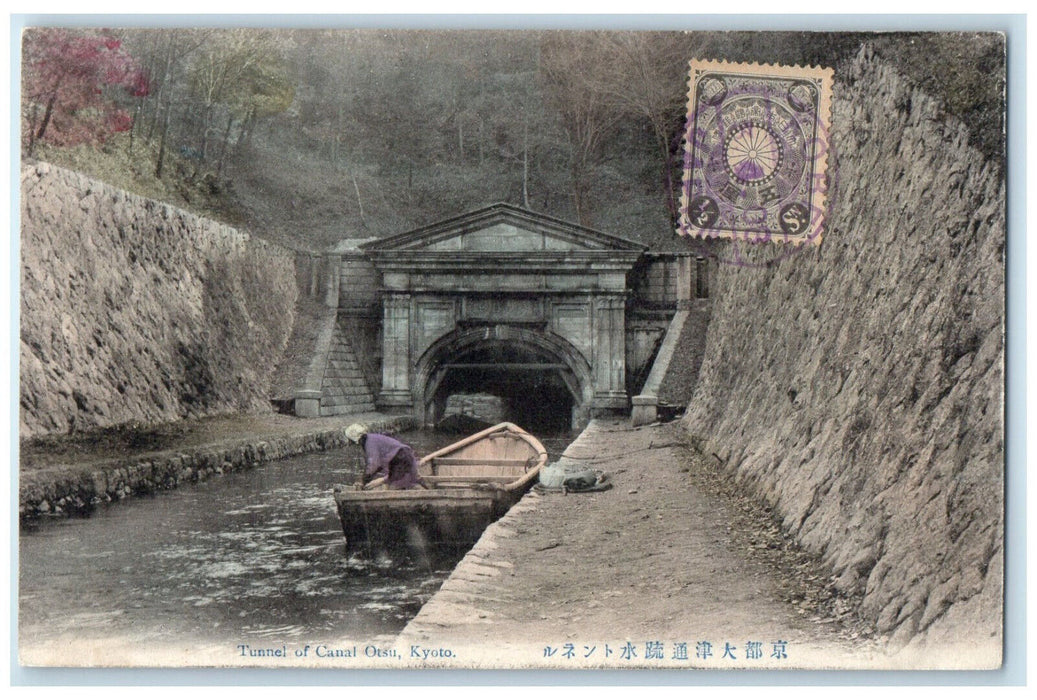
top-left (20, 411), bottom-right (401, 474)
top-left (19, 411), bottom-right (413, 518)
top-left (398, 419), bottom-right (889, 670)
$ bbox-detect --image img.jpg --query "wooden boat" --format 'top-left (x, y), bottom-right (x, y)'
top-left (333, 422), bottom-right (547, 554)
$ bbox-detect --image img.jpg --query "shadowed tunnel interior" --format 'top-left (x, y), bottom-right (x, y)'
top-left (428, 344), bottom-right (576, 434)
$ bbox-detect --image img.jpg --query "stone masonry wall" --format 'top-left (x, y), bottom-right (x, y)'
top-left (20, 162), bottom-right (299, 438)
top-left (19, 415), bottom-right (416, 520)
top-left (681, 49), bottom-right (1003, 662)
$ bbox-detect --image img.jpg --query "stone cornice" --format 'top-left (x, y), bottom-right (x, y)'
top-left (366, 250), bottom-right (644, 274)
top-left (360, 202), bottom-right (648, 254)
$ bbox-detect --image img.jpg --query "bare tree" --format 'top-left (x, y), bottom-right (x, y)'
top-left (142, 30), bottom-right (210, 178)
top-left (539, 32), bottom-right (628, 227)
top-left (584, 32), bottom-right (693, 215)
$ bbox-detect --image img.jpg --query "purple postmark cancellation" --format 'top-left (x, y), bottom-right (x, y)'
top-left (677, 60), bottom-right (834, 246)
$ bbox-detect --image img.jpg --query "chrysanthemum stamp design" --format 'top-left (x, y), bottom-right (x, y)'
top-left (677, 59), bottom-right (834, 245)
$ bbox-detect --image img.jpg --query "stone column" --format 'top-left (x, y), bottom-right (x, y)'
top-left (592, 293), bottom-right (628, 412)
top-left (323, 254), bottom-right (342, 308)
top-left (377, 292), bottom-right (414, 411)
top-left (676, 254), bottom-right (693, 303)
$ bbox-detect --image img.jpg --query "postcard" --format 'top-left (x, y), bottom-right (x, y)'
top-left (16, 23), bottom-right (1008, 674)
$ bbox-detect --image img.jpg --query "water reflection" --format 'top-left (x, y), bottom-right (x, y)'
top-left (20, 428), bottom-right (573, 651)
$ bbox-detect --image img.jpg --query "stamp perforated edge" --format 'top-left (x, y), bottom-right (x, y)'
top-left (677, 58), bottom-right (835, 246)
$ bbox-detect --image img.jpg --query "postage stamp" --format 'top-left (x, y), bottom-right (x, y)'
top-left (677, 59), bottom-right (834, 246)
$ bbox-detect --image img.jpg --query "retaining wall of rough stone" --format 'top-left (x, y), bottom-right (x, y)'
top-left (20, 162), bottom-right (299, 438)
top-left (20, 415), bottom-right (416, 520)
top-left (681, 48), bottom-right (1004, 661)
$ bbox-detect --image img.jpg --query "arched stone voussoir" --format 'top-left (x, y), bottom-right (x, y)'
top-left (413, 324), bottom-right (595, 428)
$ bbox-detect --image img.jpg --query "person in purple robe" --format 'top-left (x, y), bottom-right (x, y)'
top-left (346, 424), bottom-right (426, 490)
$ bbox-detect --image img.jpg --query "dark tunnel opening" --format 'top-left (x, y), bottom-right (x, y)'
top-left (430, 344), bottom-right (577, 434)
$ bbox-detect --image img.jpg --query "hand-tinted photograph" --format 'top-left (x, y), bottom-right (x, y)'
top-left (16, 24), bottom-right (1007, 671)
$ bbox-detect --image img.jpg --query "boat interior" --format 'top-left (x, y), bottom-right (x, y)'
top-left (417, 424), bottom-right (546, 488)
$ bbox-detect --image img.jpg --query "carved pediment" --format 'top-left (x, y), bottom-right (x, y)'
top-left (361, 203), bottom-right (647, 255)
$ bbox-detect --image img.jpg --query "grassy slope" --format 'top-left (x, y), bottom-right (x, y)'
top-left (28, 133), bottom-right (250, 233)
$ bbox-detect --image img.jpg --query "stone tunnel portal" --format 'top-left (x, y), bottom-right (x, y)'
top-left (358, 203), bottom-right (648, 432)
top-left (307, 205), bottom-right (707, 424)
top-left (417, 326), bottom-right (593, 433)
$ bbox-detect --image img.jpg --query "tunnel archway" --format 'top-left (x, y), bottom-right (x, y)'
top-left (414, 325), bottom-right (594, 433)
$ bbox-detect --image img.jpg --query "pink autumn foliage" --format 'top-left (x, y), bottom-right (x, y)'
top-left (108, 109), bottom-right (133, 133)
top-left (22, 28), bottom-right (151, 149)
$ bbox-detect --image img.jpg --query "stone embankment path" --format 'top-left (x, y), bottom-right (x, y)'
top-left (398, 419), bottom-right (894, 670)
top-left (19, 411), bottom-right (414, 519)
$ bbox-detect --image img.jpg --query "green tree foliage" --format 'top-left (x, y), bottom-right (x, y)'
top-left (187, 30), bottom-right (294, 174)
top-left (22, 28), bottom-right (1005, 253)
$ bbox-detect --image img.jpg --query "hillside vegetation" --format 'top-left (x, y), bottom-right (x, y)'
top-left (21, 29), bottom-right (1004, 253)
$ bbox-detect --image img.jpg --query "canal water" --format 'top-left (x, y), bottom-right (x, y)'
top-left (19, 429), bottom-right (575, 653)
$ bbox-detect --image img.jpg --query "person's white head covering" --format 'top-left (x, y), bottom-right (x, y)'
top-left (345, 423), bottom-right (368, 444)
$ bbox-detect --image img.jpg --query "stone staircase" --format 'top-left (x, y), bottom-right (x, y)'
top-left (318, 321), bottom-right (377, 416)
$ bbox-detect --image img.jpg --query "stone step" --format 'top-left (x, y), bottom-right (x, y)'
top-left (322, 381), bottom-right (371, 392)
top-left (323, 373), bottom-right (366, 383)
top-left (325, 365), bottom-right (367, 375)
top-left (319, 396), bottom-right (377, 408)
top-left (325, 373), bottom-right (368, 384)
top-left (321, 403), bottom-right (377, 416)
top-left (322, 379), bottom-right (375, 393)
top-left (324, 383), bottom-right (368, 392)
top-left (322, 399), bottom-right (375, 409)
top-left (318, 321), bottom-right (376, 416)
top-left (321, 401), bottom-right (375, 411)
top-left (323, 373), bottom-right (368, 383)
top-left (321, 392), bottom-right (373, 404)
top-left (321, 394), bottom-right (375, 406)
top-left (327, 365), bottom-right (365, 375)
top-left (321, 386), bottom-right (375, 399)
